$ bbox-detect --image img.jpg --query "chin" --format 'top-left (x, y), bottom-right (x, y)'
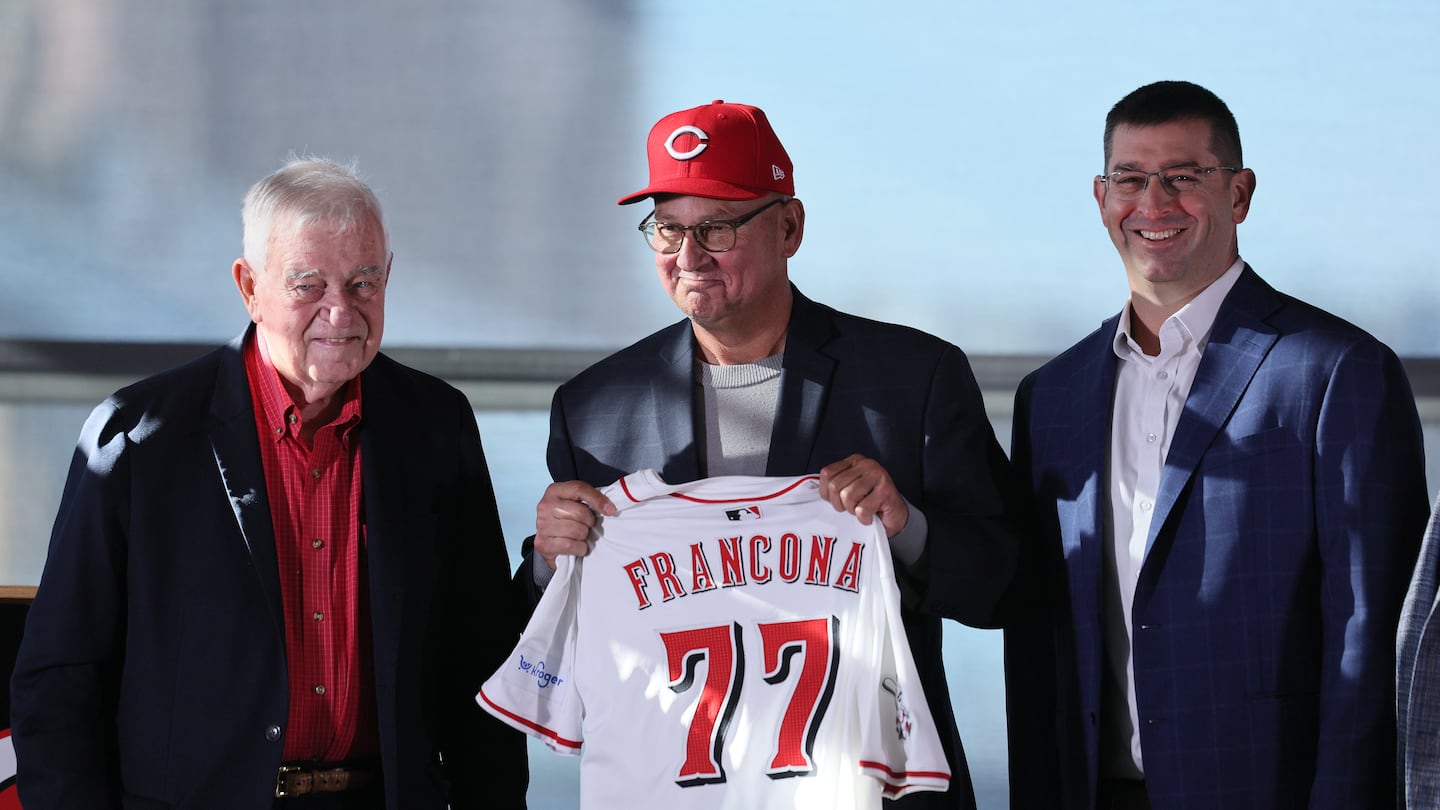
top-left (675, 293), bottom-right (715, 317)
top-left (316, 359), bottom-right (367, 382)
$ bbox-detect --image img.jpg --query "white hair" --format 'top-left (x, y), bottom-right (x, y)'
top-left (240, 155), bottom-right (388, 274)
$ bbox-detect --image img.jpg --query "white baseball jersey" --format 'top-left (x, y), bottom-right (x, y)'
top-left (479, 470), bottom-right (950, 809)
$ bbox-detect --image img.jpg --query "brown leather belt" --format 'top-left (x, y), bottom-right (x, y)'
top-left (275, 762), bottom-right (378, 798)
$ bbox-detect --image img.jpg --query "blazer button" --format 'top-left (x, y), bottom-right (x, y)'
top-left (266, 724), bottom-right (282, 742)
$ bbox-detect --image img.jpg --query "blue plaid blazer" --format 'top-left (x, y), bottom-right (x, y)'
top-left (1005, 266), bottom-right (1429, 809)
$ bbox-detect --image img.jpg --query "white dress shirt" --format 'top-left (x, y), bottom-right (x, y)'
top-left (1101, 258), bottom-right (1245, 778)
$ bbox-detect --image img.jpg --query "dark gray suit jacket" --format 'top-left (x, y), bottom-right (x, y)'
top-left (10, 328), bottom-right (528, 809)
top-left (519, 286), bottom-right (1019, 809)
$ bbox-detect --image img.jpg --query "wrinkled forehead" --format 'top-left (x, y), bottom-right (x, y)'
top-left (261, 213), bottom-right (388, 273)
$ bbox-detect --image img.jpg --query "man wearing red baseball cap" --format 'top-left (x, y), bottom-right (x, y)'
top-left (518, 100), bottom-right (1018, 810)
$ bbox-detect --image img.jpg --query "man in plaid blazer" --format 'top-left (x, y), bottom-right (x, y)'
top-left (1399, 493), bottom-right (1440, 807)
top-left (1004, 80), bottom-right (1430, 809)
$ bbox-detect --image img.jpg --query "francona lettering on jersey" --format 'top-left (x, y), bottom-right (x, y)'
top-left (620, 530), bottom-right (865, 609)
top-left (478, 470), bottom-right (950, 810)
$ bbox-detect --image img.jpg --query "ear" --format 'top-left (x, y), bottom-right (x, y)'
top-left (233, 258), bottom-right (261, 322)
top-left (1093, 176), bottom-right (1109, 220)
top-left (1230, 168), bottom-right (1256, 224)
top-left (780, 198), bottom-right (805, 259)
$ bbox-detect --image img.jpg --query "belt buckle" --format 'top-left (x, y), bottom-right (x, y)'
top-left (276, 763), bottom-right (313, 798)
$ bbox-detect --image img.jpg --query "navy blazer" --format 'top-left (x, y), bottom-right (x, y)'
top-left (519, 286), bottom-right (1018, 810)
top-left (9, 329), bottom-right (527, 810)
top-left (1004, 266), bottom-right (1429, 809)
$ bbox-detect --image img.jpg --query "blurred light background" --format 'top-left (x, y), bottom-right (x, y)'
top-left (2, 1), bottom-right (1436, 806)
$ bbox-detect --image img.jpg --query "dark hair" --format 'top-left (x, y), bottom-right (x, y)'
top-left (1103, 81), bottom-right (1242, 169)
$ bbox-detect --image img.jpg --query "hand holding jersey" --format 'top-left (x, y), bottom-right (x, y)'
top-left (535, 479), bottom-right (615, 570)
top-left (816, 453), bottom-right (911, 538)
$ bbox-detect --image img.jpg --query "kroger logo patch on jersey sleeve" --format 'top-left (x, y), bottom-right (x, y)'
top-left (477, 555), bottom-right (585, 754)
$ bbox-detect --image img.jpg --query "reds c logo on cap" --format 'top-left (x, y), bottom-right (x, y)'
top-left (664, 125), bottom-right (709, 161)
top-left (617, 99), bottom-right (795, 205)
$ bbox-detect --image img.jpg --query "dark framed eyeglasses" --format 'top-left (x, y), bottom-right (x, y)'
top-left (638, 198), bottom-right (788, 254)
top-left (1098, 165), bottom-right (1241, 200)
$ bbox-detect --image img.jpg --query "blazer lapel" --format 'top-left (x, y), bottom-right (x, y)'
top-left (767, 288), bottom-right (836, 477)
top-left (357, 362), bottom-right (409, 680)
top-left (208, 331), bottom-right (285, 633)
top-left (653, 322), bottom-right (703, 484)
top-left (1143, 267), bottom-right (1280, 563)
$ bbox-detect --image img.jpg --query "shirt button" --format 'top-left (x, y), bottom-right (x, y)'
top-left (312, 538), bottom-right (324, 549)
top-left (274, 427), bottom-right (284, 436)
top-left (313, 611), bottom-right (324, 622)
top-left (1156, 370), bottom-right (1169, 380)
top-left (311, 469), bottom-right (321, 479)
top-left (1146, 433), bottom-right (1157, 443)
top-left (314, 684), bottom-right (326, 696)
top-left (1141, 501), bottom-right (1153, 512)
top-left (288, 413), bottom-right (298, 424)
top-left (266, 724), bottom-right (282, 742)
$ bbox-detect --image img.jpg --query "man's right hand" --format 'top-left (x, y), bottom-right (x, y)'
top-left (534, 480), bottom-right (616, 571)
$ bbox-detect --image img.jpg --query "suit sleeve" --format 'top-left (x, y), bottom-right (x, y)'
top-left (511, 386), bottom-right (580, 606)
top-left (908, 343), bottom-right (1022, 629)
top-left (434, 387), bottom-right (530, 809)
top-left (998, 372), bottom-right (1067, 809)
top-left (10, 401), bottom-right (129, 810)
top-left (1310, 339), bottom-right (1429, 808)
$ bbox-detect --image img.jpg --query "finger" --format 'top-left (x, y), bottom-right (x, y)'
top-left (536, 533), bottom-right (592, 563)
top-left (817, 453), bottom-right (866, 488)
top-left (818, 457), bottom-right (907, 533)
top-left (544, 480), bottom-right (617, 517)
top-left (829, 462), bottom-right (880, 508)
top-left (536, 502), bottom-right (594, 537)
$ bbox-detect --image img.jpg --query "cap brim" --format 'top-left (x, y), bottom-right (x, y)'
top-left (617, 178), bottom-right (769, 206)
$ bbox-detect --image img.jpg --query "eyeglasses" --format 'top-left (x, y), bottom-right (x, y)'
top-left (1098, 166), bottom-right (1241, 200)
top-left (638, 198), bottom-right (788, 254)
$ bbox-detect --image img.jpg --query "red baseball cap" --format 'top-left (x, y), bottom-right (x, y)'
top-left (617, 100), bottom-right (794, 205)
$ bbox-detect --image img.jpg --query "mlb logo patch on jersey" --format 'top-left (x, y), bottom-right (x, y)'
top-left (725, 505), bottom-right (761, 521)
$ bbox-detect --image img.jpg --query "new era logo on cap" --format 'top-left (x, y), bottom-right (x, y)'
top-left (618, 100), bottom-right (795, 205)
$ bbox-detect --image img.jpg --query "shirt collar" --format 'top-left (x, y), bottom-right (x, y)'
top-left (245, 329), bottom-right (363, 443)
top-left (1112, 258), bottom-right (1245, 360)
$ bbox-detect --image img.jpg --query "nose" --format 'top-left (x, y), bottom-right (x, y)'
top-left (1133, 173), bottom-right (1175, 213)
top-left (321, 289), bottom-right (355, 327)
top-left (673, 229), bottom-right (713, 272)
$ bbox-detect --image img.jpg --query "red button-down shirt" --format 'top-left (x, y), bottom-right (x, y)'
top-left (245, 331), bottom-right (378, 761)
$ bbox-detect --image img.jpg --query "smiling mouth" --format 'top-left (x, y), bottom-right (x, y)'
top-left (1138, 229), bottom-right (1182, 241)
